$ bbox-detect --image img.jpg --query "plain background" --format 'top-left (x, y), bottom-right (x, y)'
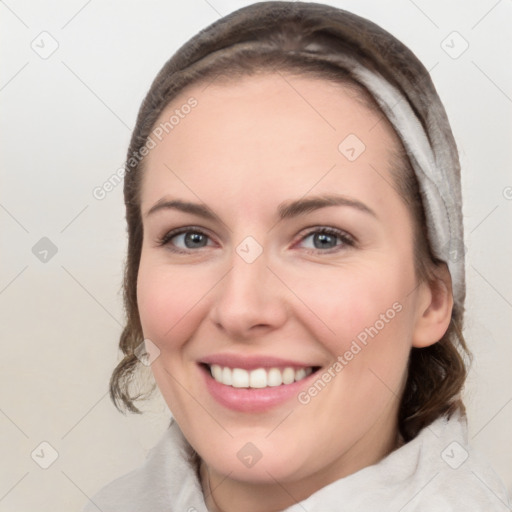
top-left (1, 1), bottom-right (511, 510)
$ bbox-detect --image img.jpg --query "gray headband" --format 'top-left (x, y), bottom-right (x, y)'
top-left (303, 46), bottom-right (465, 314)
top-left (356, 65), bottom-right (465, 314)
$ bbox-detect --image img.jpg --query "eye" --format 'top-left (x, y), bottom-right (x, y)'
top-left (157, 227), bottom-right (215, 252)
top-left (296, 227), bottom-right (355, 252)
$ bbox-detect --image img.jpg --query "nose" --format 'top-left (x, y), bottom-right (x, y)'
top-left (208, 247), bottom-right (288, 340)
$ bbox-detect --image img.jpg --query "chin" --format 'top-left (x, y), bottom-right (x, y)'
top-left (195, 434), bottom-right (318, 485)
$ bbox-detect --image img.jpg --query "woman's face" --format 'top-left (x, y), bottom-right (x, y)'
top-left (137, 73), bottom-right (431, 487)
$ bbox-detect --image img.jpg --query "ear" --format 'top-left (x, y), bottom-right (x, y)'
top-left (412, 263), bottom-right (454, 348)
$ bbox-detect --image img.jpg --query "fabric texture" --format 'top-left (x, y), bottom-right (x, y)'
top-left (82, 413), bottom-right (511, 512)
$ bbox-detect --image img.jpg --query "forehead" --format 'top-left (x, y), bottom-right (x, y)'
top-left (140, 73), bottom-right (402, 217)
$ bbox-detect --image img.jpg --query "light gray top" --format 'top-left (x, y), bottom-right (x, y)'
top-left (83, 413), bottom-right (511, 511)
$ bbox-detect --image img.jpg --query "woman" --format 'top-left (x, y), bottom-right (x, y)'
top-left (84, 2), bottom-right (510, 510)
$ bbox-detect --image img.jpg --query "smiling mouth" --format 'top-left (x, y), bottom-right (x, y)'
top-left (204, 364), bottom-right (320, 389)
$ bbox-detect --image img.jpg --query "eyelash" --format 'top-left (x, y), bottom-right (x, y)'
top-left (295, 227), bottom-right (355, 253)
top-left (156, 226), bottom-right (356, 254)
top-left (156, 226), bottom-right (213, 254)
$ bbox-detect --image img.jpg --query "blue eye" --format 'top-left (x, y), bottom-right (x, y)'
top-left (157, 226), bottom-right (354, 254)
top-left (298, 228), bottom-right (354, 251)
top-left (174, 231), bottom-right (209, 249)
top-left (157, 228), bottom-right (213, 251)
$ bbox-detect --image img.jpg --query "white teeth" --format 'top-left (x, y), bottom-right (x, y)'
top-left (282, 367), bottom-right (295, 385)
top-left (211, 364), bottom-right (223, 382)
top-left (267, 368), bottom-right (282, 387)
top-left (208, 365), bottom-right (314, 388)
top-left (294, 368), bottom-right (306, 381)
top-left (249, 368), bottom-right (267, 388)
top-left (232, 368), bottom-right (249, 388)
top-left (222, 366), bottom-right (232, 386)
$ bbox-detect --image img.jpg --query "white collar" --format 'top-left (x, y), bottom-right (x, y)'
top-left (84, 412), bottom-right (510, 511)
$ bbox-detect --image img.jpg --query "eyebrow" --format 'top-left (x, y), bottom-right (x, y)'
top-left (145, 199), bottom-right (219, 221)
top-left (145, 194), bottom-right (377, 221)
top-left (277, 194), bottom-right (377, 220)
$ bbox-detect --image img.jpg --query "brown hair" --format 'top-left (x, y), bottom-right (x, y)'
top-left (110, 1), bottom-right (470, 442)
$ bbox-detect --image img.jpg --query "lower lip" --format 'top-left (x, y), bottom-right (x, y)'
top-left (200, 365), bottom-right (318, 413)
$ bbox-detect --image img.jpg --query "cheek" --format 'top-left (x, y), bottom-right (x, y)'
top-left (291, 270), bottom-right (413, 417)
top-left (283, 260), bottom-right (413, 348)
top-left (136, 256), bottom-right (214, 350)
top-left (281, 258), bottom-right (416, 406)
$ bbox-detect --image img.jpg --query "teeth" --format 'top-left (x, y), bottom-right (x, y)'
top-left (211, 364), bottom-right (223, 382)
top-left (295, 368), bottom-right (306, 381)
top-left (249, 368), bottom-right (267, 388)
top-left (222, 367), bottom-right (232, 386)
top-left (282, 367), bottom-right (295, 385)
top-left (209, 365), bottom-right (313, 388)
top-left (232, 368), bottom-right (249, 388)
top-left (267, 368), bottom-right (282, 387)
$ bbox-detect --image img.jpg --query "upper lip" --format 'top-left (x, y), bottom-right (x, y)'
top-left (200, 353), bottom-right (320, 370)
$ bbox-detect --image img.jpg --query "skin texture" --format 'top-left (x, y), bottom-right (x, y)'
top-left (136, 73), bottom-right (453, 512)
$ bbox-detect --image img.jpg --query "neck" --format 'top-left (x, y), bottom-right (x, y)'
top-left (199, 413), bottom-right (401, 512)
